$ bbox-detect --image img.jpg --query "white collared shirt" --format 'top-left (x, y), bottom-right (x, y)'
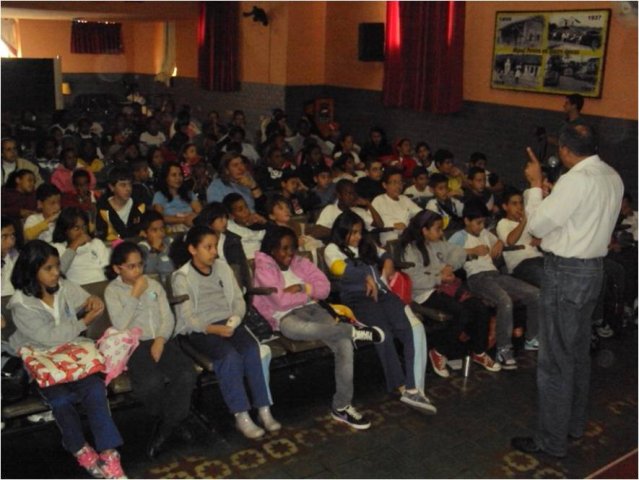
top-left (524, 155), bottom-right (623, 259)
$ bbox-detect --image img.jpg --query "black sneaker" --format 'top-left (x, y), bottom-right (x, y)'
top-left (352, 325), bottom-right (385, 345)
top-left (331, 405), bottom-right (371, 430)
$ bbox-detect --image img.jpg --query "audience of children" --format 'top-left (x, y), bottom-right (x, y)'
top-left (2, 100), bottom-right (634, 473)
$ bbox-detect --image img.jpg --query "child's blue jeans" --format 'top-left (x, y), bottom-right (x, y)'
top-left (37, 374), bottom-right (123, 454)
top-left (188, 325), bottom-right (272, 414)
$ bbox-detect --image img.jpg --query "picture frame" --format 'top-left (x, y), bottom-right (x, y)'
top-left (490, 9), bottom-right (611, 98)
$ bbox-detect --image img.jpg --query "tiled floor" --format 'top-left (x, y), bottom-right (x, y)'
top-left (2, 329), bottom-right (637, 479)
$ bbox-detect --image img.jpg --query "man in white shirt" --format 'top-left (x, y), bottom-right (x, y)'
top-left (512, 124), bottom-right (623, 459)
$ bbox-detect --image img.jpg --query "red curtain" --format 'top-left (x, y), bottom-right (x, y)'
top-left (198, 1), bottom-right (239, 92)
top-left (382, 1), bottom-right (465, 114)
top-left (71, 21), bottom-right (123, 54)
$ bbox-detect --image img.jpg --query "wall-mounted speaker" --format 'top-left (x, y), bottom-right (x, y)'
top-left (358, 23), bottom-right (384, 62)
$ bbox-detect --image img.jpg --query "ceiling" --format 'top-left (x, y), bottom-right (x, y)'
top-left (1, 1), bottom-right (200, 21)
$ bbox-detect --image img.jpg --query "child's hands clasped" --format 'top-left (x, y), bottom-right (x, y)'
top-left (81, 296), bottom-right (105, 325)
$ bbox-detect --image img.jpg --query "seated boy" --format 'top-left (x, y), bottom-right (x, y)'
top-left (61, 170), bottom-right (97, 215)
top-left (311, 165), bottom-right (336, 209)
top-left (96, 166), bottom-right (146, 241)
top-left (403, 166), bottom-right (433, 207)
top-left (432, 149), bottom-right (464, 197)
top-left (463, 167), bottom-right (499, 215)
top-left (223, 193), bottom-right (267, 260)
top-left (495, 189), bottom-right (544, 288)
top-left (278, 169), bottom-right (317, 216)
top-left (449, 200), bottom-right (541, 369)
top-left (315, 179), bottom-right (383, 237)
top-left (426, 173), bottom-right (464, 235)
top-left (23, 184), bottom-right (62, 242)
top-left (355, 159), bottom-right (385, 202)
top-left (468, 152), bottom-right (491, 186)
top-left (138, 210), bottom-right (174, 282)
top-left (131, 158), bottom-right (154, 208)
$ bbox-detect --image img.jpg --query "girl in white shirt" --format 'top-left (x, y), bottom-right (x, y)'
top-left (52, 207), bottom-right (110, 285)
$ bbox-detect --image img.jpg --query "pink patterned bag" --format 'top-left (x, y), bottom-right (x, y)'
top-left (19, 340), bottom-right (105, 388)
top-left (96, 327), bottom-right (143, 386)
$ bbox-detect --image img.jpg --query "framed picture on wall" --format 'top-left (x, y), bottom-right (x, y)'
top-left (490, 9), bottom-right (611, 97)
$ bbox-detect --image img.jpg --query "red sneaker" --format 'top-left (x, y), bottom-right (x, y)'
top-left (472, 352), bottom-right (502, 372)
top-left (75, 445), bottom-right (103, 479)
top-left (98, 450), bottom-right (127, 479)
top-left (428, 349), bottom-right (450, 378)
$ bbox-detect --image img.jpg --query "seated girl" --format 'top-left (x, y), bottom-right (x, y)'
top-left (253, 226), bottom-right (384, 429)
top-left (324, 211), bottom-right (436, 414)
top-left (8, 240), bottom-right (125, 479)
top-left (52, 207), bottom-right (110, 285)
top-left (171, 226), bottom-right (280, 439)
top-left (105, 242), bottom-right (196, 459)
top-left (152, 161), bottom-right (202, 233)
top-left (399, 211), bottom-right (501, 377)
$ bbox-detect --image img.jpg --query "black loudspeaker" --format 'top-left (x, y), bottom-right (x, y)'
top-left (358, 23), bottom-right (385, 62)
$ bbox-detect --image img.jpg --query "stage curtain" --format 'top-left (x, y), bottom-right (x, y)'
top-left (382, 1), bottom-right (465, 114)
top-left (198, 1), bottom-right (239, 92)
top-left (71, 21), bottom-right (123, 54)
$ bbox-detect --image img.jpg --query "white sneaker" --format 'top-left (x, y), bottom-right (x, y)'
top-left (27, 410), bottom-right (55, 423)
top-left (235, 411), bottom-right (265, 439)
top-left (352, 325), bottom-right (385, 344)
top-left (257, 406), bottom-right (282, 433)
